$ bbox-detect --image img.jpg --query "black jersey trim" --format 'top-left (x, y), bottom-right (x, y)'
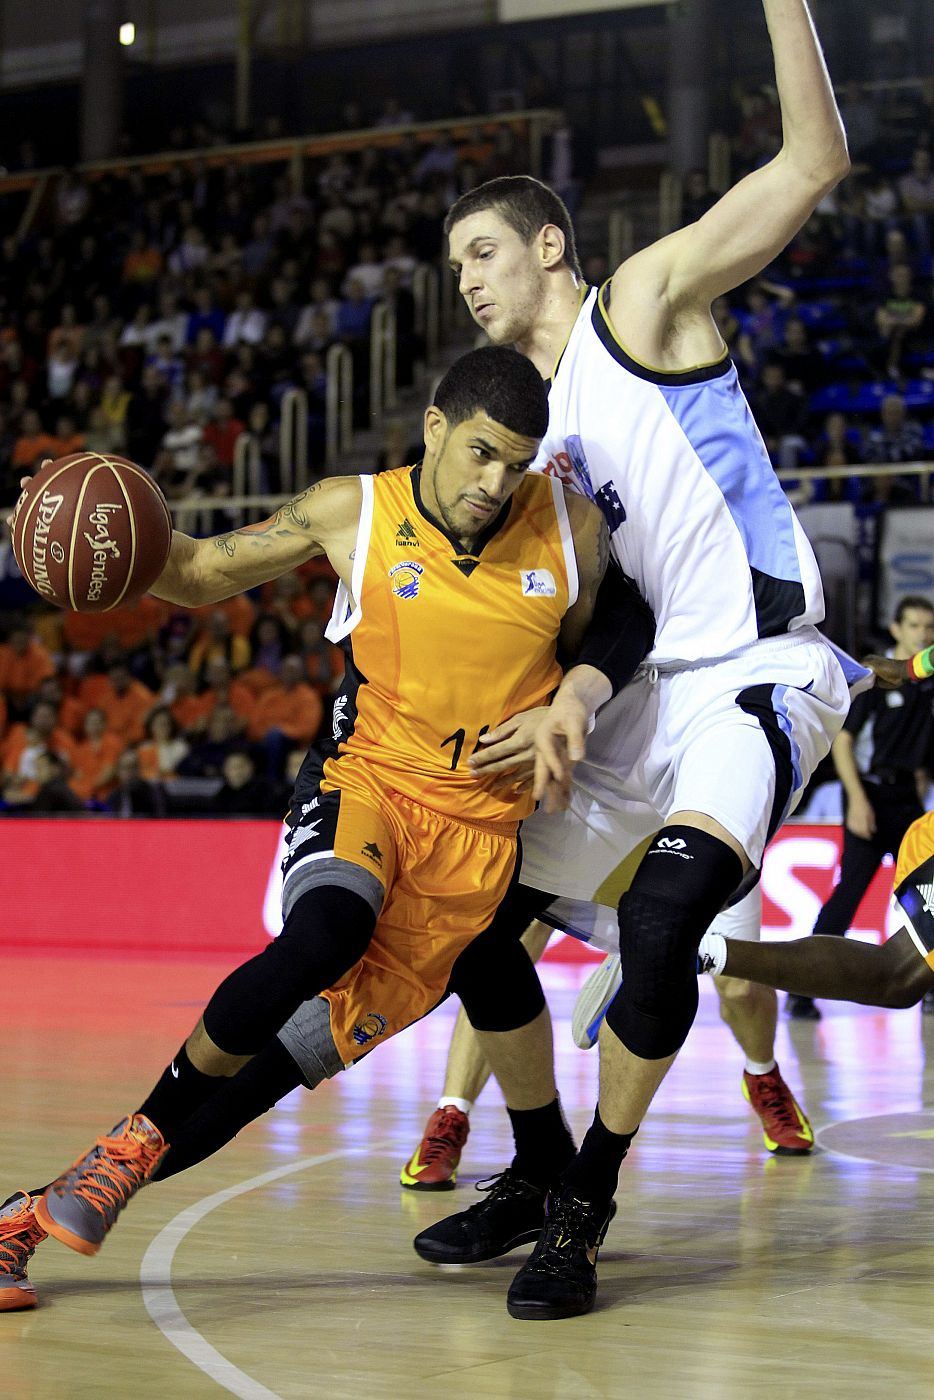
top-left (750, 569), bottom-right (808, 640)
top-left (410, 465), bottom-right (512, 558)
top-left (593, 281), bottom-right (732, 387)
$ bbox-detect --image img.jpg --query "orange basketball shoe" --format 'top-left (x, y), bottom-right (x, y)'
top-left (400, 1106), bottom-right (470, 1190)
top-left (35, 1115), bottom-right (166, 1255)
top-left (0, 1192), bottom-right (47, 1311)
top-left (742, 1067), bottom-right (814, 1155)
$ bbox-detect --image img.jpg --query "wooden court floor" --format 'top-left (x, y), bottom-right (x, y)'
top-left (4, 948), bottom-right (934, 1400)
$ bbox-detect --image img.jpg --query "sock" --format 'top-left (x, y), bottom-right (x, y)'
top-left (560, 1107), bottom-right (636, 1207)
top-left (507, 1098), bottom-right (576, 1188)
top-left (136, 1043), bottom-right (222, 1144)
top-left (744, 1057), bottom-right (777, 1076)
top-left (698, 930), bottom-right (727, 976)
top-left (152, 1038), bottom-right (303, 1182)
top-left (438, 1096), bottom-right (473, 1115)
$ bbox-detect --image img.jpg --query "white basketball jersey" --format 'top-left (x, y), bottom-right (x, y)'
top-left (535, 285), bottom-right (825, 665)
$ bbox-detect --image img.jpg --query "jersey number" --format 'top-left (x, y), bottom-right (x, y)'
top-left (441, 725), bottom-right (490, 770)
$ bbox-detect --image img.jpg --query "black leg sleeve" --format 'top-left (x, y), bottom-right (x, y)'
top-left (151, 1038), bottom-right (304, 1181)
top-left (202, 886), bottom-right (376, 1057)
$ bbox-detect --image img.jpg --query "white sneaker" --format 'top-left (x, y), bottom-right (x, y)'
top-left (571, 954), bottom-right (623, 1049)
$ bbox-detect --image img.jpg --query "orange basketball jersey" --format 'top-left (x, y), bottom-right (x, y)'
top-left (321, 464), bottom-right (578, 827)
top-left (893, 810), bottom-right (934, 970)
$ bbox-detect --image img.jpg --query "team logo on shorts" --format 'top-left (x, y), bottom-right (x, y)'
top-left (520, 569), bottom-right (556, 597)
top-left (361, 840), bottom-right (384, 867)
top-left (389, 560), bottom-right (424, 600)
top-left (352, 1012), bottom-right (388, 1046)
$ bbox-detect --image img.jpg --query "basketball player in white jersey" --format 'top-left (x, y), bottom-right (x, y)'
top-left (414, 0), bottom-right (872, 1321)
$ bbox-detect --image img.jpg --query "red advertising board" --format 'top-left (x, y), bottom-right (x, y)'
top-left (0, 819), bottom-right (898, 957)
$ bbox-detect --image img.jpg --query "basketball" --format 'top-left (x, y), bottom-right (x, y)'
top-left (10, 452), bottom-right (173, 613)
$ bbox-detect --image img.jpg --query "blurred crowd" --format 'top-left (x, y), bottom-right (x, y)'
top-left (0, 559), bottom-right (344, 818)
top-left (0, 118), bottom-right (535, 509)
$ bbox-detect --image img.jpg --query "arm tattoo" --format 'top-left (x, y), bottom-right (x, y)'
top-left (213, 485), bottom-right (323, 558)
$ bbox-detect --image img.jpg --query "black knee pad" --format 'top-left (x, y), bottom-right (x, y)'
top-left (605, 826), bottom-right (743, 1059)
top-left (448, 882), bottom-right (553, 1031)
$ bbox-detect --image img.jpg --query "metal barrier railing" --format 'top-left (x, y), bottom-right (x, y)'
top-left (279, 388), bottom-right (308, 493)
top-left (412, 264), bottom-right (440, 365)
top-left (776, 460), bottom-right (934, 503)
top-left (167, 460), bottom-right (934, 537)
top-left (325, 342), bottom-right (353, 469)
top-left (369, 301), bottom-right (397, 430)
top-left (232, 431), bottom-right (262, 520)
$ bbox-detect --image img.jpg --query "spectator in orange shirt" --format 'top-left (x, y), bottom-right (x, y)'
top-left (0, 691), bottom-right (7, 743)
top-left (1, 699), bottom-right (77, 803)
top-left (189, 592), bottom-right (255, 639)
top-left (94, 662), bottom-right (155, 746)
top-left (46, 412), bottom-right (86, 459)
top-left (161, 663), bottom-right (213, 735)
top-left (247, 654), bottom-right (323, 778)
top-left (259, 572), bottom-right (314, 626)
top-left (11, 410), bottom-right (56, 472)
top-left (137, 706), bottom-right (189, 783)
top-left (122, 230), bottom-right (164, 286)
top-left (0, 622), bottom-right (56, 718)
top-left (202, 397), bottom-right (245, 471)
top-left (199, 657), bottom-right (254, 732)
top-left (70, 707), bottom-right (123, 803)
top-left (187, 608), bottom-right (251, 684)
top-left (35, 674), bottom-right (85, 737)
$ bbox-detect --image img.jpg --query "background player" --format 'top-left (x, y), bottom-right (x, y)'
top-left (786, 595), bottom-right (934, 1020)
top-left (413, 0), bottom-right (870, 1323)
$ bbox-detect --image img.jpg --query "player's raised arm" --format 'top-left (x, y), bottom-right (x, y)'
top-left (152, 476), bottom-right (363, 608)
top-left (616, 0), bottom-right (848, 318)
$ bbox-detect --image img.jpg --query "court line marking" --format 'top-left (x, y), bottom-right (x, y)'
top-left (140, 1144), bottom-right (392, 1399)
top-left (816, 1111), bottom-right (934, 1173)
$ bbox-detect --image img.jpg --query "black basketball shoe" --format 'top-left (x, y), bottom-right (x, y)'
top-left (413, 1166), bottom-right (546, 1264)
top-left (506, 1185), bottom-right (616, 1321)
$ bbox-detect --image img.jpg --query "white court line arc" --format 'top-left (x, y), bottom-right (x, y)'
top-left (140, 1145), bottom-right (390, 1399)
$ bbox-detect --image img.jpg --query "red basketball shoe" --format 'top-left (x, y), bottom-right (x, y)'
top-left (400, 1106), bottom-right (470, 1190)
top-left (742, 1067), bottom-right (814, 1155)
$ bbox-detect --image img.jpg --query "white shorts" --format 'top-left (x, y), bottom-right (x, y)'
top-left (523, 627), bottom-right (864, 915)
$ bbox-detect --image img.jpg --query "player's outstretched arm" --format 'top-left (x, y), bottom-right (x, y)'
top-left (152, 477), bottom-right (363, 607)
top-left (616, 0), bottom-right (848, 319)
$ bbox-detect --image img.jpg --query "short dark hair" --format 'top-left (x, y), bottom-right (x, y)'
top-left (444, 175), bottom-right (582, 281)
top-left (894, 595), bottom-right (934, 623)
top-left (433, 346), bottom-right (548, 441)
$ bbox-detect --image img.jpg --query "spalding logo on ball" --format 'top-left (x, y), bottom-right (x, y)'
top-left (10, 452), bottom-right (173, 613)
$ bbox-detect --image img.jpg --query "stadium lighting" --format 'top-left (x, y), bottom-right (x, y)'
top-left (119, 22), bottom-right (136, 46)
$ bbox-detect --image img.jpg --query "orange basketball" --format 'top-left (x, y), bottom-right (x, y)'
top-left (10, 452), bottom-right (173, 612)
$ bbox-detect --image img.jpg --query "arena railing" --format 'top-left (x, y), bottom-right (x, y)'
top-left (165, 460), bottom-right (932, 533)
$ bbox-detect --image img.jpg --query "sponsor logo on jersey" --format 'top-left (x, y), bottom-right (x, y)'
top-left (352, 1012), bottom-right (388, 1046)
top-left (521, 568), bottom-right (557, 597)
top-left (918, 882), bottom-right (934, 916)
top-left (361, 840), bottom-right (384, 867)
top-left (332, 694), bottom-right (349, 742)
top-left (389, 560), bottom-right (424, 599)
top-left (395, 518), bottom-right (419, 546)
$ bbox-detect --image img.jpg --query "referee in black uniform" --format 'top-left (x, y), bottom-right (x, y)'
top-left (789, 595), bottom-right (934, 1019)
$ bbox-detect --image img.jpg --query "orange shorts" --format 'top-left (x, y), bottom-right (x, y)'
top-left (281, 781), bottom-right (518, 1064)
top-left (893, 811), bottom-right (934, 972)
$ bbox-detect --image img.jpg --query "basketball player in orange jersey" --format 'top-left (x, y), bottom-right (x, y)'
top-left (2, 345), bottom-right (655, 1303)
